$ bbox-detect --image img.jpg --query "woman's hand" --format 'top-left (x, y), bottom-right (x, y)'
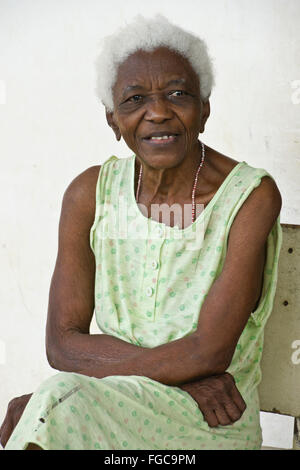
top-left (178, 372), bottom-right (246, 428)
top-left (0, 393), bottom-right (32, 448)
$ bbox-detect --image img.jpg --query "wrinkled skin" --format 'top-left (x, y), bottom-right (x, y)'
top-left (106, 46), bottom-right (211, 225)
top-left (179, 372), bottom-right (246, 428)
top-left (0, 372), bottom-right (246, 448)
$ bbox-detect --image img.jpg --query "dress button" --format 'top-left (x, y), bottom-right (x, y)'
top-left (156, 226), bottom-right (164, 237)
top-left (146, 286), bottom-right (154, 297)
top-left (151, 260), bottom-right (159, 270)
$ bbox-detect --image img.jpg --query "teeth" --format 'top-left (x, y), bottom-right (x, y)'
top-left (150, 135), bottom-right (174, 140)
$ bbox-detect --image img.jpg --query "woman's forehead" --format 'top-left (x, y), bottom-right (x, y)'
top-left (114, 48), bottom-right (199, 92)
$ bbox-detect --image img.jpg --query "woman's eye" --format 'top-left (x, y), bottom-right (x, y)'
top-left (128, 95), bottom-right (143, 103)
top-left (170, 90), bottom-right (186, 97)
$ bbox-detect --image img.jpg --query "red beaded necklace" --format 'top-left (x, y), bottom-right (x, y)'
top-left (135, 141), bottom-right (206, 224)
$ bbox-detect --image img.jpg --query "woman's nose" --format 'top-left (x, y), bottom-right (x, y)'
top-left (144, 96), bottom-right (173, 122)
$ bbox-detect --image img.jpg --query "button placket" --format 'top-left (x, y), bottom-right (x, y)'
top-left (141, 231), bottom-right (165, 322)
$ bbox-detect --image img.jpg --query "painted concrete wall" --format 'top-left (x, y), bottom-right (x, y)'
top-left (0, 0), bottom-right (299, 448)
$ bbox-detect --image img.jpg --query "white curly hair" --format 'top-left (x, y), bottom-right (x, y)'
top-left (94, 14), bottom-right (215, 112)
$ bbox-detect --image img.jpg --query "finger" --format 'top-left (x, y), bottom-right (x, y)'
top-left (213, 406), bottom-right (233, 426)
top-left (229, 386), bottom-right (247, 413)
top-left (223, 401), bottom-right (243, 422)
top-left (201, 409), bottom-right (219, 428)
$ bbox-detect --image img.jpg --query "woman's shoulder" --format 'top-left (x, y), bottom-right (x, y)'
top-left (205, 145), bottom-right (277, 182)
top-left (204, 146), bottom-right (281, 204)
top-left (62, 165), bottom-right (102, 227)
top-left (62, 155), bottom-right (127, 218)
top-left (210, 147), bottom-right (281, 209)
top-left (204, 146), bottom-right (240, 181)
top-left (64, 165), bottom-right (101, 199)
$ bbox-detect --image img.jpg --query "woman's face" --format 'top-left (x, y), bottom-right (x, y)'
top-left (106, 47), bottom-right (210, 168)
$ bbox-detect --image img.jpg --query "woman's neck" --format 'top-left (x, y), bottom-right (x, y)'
top-left (134, 142), bottom-right (207, 206)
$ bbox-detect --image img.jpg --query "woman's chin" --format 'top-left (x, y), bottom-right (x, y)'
top-left (136, 140), bottom-right (188, 167)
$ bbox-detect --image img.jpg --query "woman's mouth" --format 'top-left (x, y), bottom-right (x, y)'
top-left (142, 135), bottom-right (179, 145)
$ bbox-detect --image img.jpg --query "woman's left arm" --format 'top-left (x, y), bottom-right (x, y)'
top-left (129, 176), bottom-right (282, 386)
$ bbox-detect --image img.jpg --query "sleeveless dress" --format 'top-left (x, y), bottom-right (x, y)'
top-left (5, 154), bottom-right (282, 450)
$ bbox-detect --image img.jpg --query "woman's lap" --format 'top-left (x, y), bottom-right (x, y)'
top-left (5, 371), bottom-right (261, 450)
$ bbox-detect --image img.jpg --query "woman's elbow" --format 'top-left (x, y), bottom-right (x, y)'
top-left (45, 327), bottom-right (70, 371)
top-left (46, 327), bottom-right (86, 373)
top-left (46, 338), bottom-right (63, 371)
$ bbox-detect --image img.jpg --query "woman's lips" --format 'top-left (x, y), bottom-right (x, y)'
top-left (142, 135), bottom-right (179, 145)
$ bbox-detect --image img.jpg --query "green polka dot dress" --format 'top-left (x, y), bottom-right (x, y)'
top-left (6, 155), bottom-right (282, 450)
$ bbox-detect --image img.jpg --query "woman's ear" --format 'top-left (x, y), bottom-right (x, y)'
top-left (200, 100), bottom-right (210, 133)
top-left (106, 110), bottom-right (121, 141)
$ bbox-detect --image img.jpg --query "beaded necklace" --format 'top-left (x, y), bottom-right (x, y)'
top-left (135, 141), bottom-right (206, 224)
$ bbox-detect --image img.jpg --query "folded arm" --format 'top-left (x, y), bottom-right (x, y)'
top-left (133, 175), bottom-right (281, 385)
top-left (46, 168), bottom-right (281, 386)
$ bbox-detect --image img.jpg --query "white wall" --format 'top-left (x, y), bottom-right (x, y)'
top-left (0, 0), bottom-right (299, 448)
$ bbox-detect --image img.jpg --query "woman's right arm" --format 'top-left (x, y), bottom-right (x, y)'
top-left (45, 165), bottom-right (145, 373)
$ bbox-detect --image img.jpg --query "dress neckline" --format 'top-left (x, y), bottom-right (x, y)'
top-left (129, 154), bottom-right (246, 234)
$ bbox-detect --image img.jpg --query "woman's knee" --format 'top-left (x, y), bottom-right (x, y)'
top-left (34, 371), bottom-right (82, 397)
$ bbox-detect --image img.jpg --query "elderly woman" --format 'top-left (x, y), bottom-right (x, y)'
top-left (1, 14), bottom-right (282, 450)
